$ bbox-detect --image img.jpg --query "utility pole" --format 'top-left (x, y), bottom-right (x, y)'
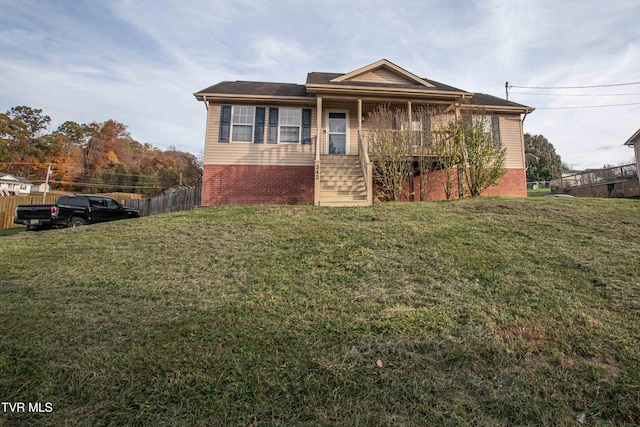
top-left (505, 82), bottom-right (509, 100)
top-left (43, 163), bottom-right (52, 202)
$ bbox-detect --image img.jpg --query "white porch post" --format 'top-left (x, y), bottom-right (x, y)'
top-left (314, 96), bottom-right (323, 205)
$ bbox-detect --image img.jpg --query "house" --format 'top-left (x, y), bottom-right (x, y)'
top-left (624, 128), bottom-right (640, 184)
top-left (194, 59), bottom-right (534, 206)
top-left (0, 174), bottom-right (32, 196)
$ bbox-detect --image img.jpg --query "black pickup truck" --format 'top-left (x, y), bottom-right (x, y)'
top-left (14, 194), bottom-right (140, 230)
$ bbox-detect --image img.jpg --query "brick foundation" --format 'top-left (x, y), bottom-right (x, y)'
top-left (202, 164), bottom-right (314, 206)
top-left (376, 168), bottom-right (527, 202)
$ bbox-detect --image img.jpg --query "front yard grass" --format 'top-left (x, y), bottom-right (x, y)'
top-left (1, 198), bottom-right (639, 426)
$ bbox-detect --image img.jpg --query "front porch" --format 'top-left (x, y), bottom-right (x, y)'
top-left (312, 97), bottom-right (457, 206)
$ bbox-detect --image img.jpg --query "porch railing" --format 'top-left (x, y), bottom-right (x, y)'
top-left (357, 128), bottom-right (373, 204)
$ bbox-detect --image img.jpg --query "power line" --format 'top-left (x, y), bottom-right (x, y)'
top-left (536, 102), bottom-right (640, 110)
top-left (49, 179), bottom-right (158, 189)
top-left (0, 162), bottom-right (52, 166)
top-left (509, 81), bottom-right (640, 90)
top-left (510, 91), bottom-right (640, 97)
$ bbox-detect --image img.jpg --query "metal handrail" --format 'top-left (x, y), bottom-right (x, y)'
top-left (550, 163), bottom-right (638, 191)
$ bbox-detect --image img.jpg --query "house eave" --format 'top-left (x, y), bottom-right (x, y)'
top-left (460, 104), bottom-right (535, 114)
top-left (194, 93), bottom-right (316, 104)
top-left (623, 128), bottom-right (640, 146)
top-left (305, 83), bottom-right (472, 99)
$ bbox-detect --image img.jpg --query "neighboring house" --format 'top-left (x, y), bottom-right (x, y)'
top-left (194, 59), bottom-right (534, 206)
top-left (624, 128), bottom-right (640, 184)
top-left (34, 183), bottom-right (51, 193)
top-left (0, 174), bottom-right (32, 196)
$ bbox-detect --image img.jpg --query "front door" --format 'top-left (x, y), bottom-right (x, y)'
top-left (326, 111), bottom-right (348, 154)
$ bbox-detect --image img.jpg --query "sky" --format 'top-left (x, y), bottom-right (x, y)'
top-left (1, 0), bottom-right (639, 170)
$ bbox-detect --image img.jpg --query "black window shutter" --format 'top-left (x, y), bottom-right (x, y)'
top-left (254, 107), bottom-right (265, 143)
top-left (268, 107), bottom-right (279, 144)
top-left (492, 116), bottom-right (501, 148)
top-left (219, 105), bottom-right (231, 142)
top-left (301, 109), bottom-right (312, 145)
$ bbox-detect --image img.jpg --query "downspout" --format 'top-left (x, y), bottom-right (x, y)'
top-left (520, 111), bottom-right (530, 172)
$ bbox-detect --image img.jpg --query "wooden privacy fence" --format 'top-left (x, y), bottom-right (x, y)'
top-left (123, 186), bottom-right (201, 217)
top-left (0, 195), bottom-right (59, 230)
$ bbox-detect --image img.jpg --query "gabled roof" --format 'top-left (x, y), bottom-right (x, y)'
top-left (194, 59), bottom-right (533, 113)
top-left (306, 72), bottom-right (468, 94)
top-left (329, 59), bottom-right (434, 87)
top-left (0, 174), bottom-right (19, 182)
top-left (0, 174), bottom-right (31, 184)
top-left (624, 128), bottom-right (640, 146)
top-left (305, 59), bottom-right (472, 97)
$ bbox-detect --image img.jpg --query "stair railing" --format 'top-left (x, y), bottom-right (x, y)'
top-left (357, 128), bottom-right (373, 205)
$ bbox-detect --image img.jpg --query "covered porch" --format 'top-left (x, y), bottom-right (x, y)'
top-left (312, 96), bottom-right (462, 206)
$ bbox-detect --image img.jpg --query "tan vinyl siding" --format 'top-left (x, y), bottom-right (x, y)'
top-left (499, 115), bottom-right (525, 169)
top-left (350, 68), bottom-right (415, 85)
top-left (204, 103), bottom-right (315, 166)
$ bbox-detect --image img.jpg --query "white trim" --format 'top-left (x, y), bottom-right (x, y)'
top-left (325, 109), bottom-right (349, 155)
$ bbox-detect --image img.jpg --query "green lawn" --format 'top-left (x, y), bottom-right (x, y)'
top-left (1, 199), bottom-right (639, 426)
top-left (527, 187), bottom-right (552, 197)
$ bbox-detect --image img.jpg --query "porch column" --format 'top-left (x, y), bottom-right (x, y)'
top-left (407, 101), bottom-right (414, 202)
top-left (314, 96), bottom-right (323, 206)
top-left (316, 96), bottom-right (323, 160)
top-left (357, 98), bottom-right (362, 131)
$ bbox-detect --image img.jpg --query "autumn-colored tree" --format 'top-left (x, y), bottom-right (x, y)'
top-left (0, 106), bottom-right (52, 179)
top-left (525, 133), bottom-right (562, 181)
top-left (2, 106), bottom-right (202, 195)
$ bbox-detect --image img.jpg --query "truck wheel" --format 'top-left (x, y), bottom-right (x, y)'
top-left (69, 217), bottom-right (86, 228)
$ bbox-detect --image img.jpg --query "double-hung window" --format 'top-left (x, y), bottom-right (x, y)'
top-left (231, 106), bottom-right (255, 142)
top-left (279, 108), bottom-right (302, 144)
top-left (470, 115), bottom-right (501, 148)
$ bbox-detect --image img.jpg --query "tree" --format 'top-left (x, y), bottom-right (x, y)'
top-left (367, 105), bottom-right (413, 201)
top-left (412, 105), bottom-right (448, 201)
top-left (0, 106), bottom-right (52, 179)
top-left (1, 105), bottom-right (203, 195)
top-left (459, 114), bottom-right (506, 197)
top-left (433, 118), bottom-right (462, 200)
top-left (525, 133), bottom-right (562, 181)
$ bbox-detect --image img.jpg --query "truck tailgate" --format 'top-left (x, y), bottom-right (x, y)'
top-left (16, 205), bottom-right (54, 220)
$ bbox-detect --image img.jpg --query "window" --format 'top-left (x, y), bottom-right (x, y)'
top-left (68, 197), bottom-right (88, 207)
top-left (399, 119), bottom-right (430, 146)
top-left (105, 199), bottom-right (120, 208)
top-left (89, 198), bottom-right (106, 207)
top-left (231, 106), bottom-right (255, 142)
top-left (466, 115), bottom-right (501, 148)
top-left (279, 108), bottom-right (302, 144)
